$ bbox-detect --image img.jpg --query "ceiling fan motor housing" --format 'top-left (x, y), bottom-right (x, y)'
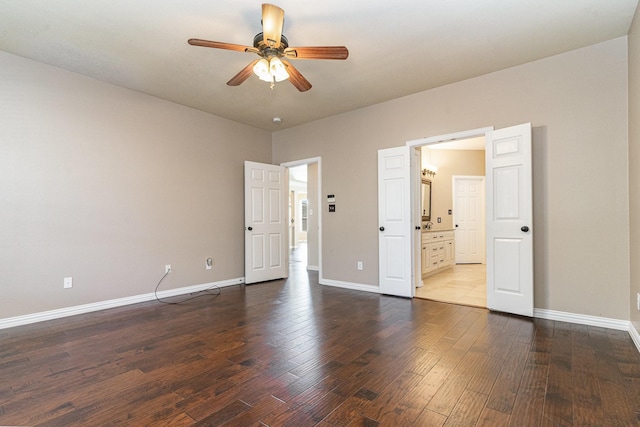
top-left (253, 32), bottom-right (288, 57)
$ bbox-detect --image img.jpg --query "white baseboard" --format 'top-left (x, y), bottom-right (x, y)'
top-left (0, 277), bottom-right (245, 330)
top-left (4, 279), bottom-right (640, 357)
top-left (319, 278), bottom-right (380, 294)
top-left (630, 322), bottom-right (640, 354)
top-left (534, 308), bottom-right (629, 331)
top-left (307, 265), bottom-right (319, 271)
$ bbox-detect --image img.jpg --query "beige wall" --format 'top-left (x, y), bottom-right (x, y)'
top-left (422, 148), bottom-right (485, 230)
top-left (1, 51), bottom-right (271, 318)
top-left (629, 8), bottom-right (640, 331)
top-left (273, 37), bottom-right (630, 320)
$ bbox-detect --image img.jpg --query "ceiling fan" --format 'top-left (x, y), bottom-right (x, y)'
top-left (188, 3), bottom-right (349, 92)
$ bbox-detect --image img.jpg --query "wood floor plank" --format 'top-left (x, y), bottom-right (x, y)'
top-left (485, 341), bottom-right (530, 414)
top-left (362, 370), bottom-right (424, 422)
top-left (476, 406), bottom-right (510, 426)
top-left (193, 399), bottom-right (251, 426)
top-left (542, 323), bottom-right (574, 426)
top-left (413, 407), bottom-right (448, 426)
top-left (1, 257), bottom-right (639, 426)
top-left (220, 395), bottom-right (286, 426)
top-left (443, 388), bottom-right (488, 426)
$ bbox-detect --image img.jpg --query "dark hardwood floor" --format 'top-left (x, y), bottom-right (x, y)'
top-left (1, 256), bottom-right (640, 426)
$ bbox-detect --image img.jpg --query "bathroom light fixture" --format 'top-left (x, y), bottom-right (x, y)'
top-left (422, 164), bottom-right (438, 177)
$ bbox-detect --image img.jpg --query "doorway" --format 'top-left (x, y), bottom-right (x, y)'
top-left (413, 138), bottom-right (487, 307)
top-left (289, 165), bottom-right (308, 268)
top-left (282, 158), bottom-right (321, 275)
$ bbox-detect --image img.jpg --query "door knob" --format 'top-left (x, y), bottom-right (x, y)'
top-left (247, 226), bottom-right (253, 231)
top-left (521, 226), bottom-right (529, 232)
top-left (379, 226), bottom-right (385, 231)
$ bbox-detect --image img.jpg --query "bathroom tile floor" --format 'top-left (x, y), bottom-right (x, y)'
top-left (415, 264), bottom-right (486, 307)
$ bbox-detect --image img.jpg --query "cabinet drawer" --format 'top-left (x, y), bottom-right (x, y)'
top-left (441, 231), bottom-right (454, 240)
top-left (428, 233), bottom-right (439, 241)
top-left (430, 256), bottom-right (440, 268)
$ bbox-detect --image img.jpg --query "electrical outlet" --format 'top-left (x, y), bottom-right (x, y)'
top-left (357, 261), bottom-right (363, 271)
top-left (206, 258), bottom-right (213, 270)
top-left (165, 264), bottom-right (172, 274)
top-left (64, 277), bottom-right (73, 289)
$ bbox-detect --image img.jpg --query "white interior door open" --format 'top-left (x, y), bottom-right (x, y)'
top-left (244, 161), bottom-right (288, 284)
top-left (486, 123), bottom-right (533, 316)
top-left (378, 147), bottom-right (413, 297)
top-left (453, 176), bottom-right (485, 264)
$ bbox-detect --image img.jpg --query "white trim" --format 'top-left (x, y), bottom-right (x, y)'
top-left (307, 265), bottom-right (319, 271)
top-left (0, 277), bottom-right (245, 330)
top-left (534, 308), bottom-right (629, 331)
top-left (630, 322), bottom-right (640, 354)
top-left (406, 127), bottom-right (494, 148)
top-left (320, 278), bottom-right (380, 294)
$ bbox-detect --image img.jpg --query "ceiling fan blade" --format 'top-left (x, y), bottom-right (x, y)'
top-left (188, 39), bottom-right (256, 53)
top-left (284, 61), bottom-right (312, 92)
top-left (227, 59), bottom-right (260, 86)
top-left (262, 4), bottom-right (284, 48)
top-left (284, 46), bottom-right (349, 60)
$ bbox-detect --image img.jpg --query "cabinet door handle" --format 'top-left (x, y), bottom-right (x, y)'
top-left (379, 226), bottom-right (385, 231)
top-left (521, 226), bottom-right (530, 232)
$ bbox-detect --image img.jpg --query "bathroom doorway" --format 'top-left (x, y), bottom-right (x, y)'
top-left (414, 137), bottom-right (487, 307)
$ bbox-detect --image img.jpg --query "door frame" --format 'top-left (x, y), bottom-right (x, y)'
top-left (407, 127), bottom-right (493, 295)
top-left (280, 157), bottom-right (323, 278)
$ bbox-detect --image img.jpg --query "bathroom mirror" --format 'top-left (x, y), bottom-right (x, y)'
top-left (421, 179), bottom-right (431, 221)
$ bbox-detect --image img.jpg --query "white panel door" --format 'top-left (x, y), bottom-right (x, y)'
top-left (244, 161), bottom-right (288, 284)
top-left (453, 176), bottom-right (485, 264)
top-left (378, 147), bottom-right (413, 297)
top-left (486, 123), bottom-right (533, 316)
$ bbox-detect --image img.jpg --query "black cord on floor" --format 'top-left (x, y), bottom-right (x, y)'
top-left (154, 271), bottom-right (221, 305)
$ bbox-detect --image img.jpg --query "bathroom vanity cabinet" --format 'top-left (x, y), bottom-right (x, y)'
top-left (421, 229), bottom-right (455, 277)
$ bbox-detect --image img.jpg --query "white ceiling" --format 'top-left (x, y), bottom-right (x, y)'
top-left (1, 1), bottom-right (637, 131)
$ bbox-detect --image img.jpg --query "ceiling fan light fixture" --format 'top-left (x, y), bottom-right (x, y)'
top-left (253, 58), bottom-right (272, 82)
top-left (253, 56), bottom-right (289, 86)
top-left (269, 57), bottom-right (289, 82)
